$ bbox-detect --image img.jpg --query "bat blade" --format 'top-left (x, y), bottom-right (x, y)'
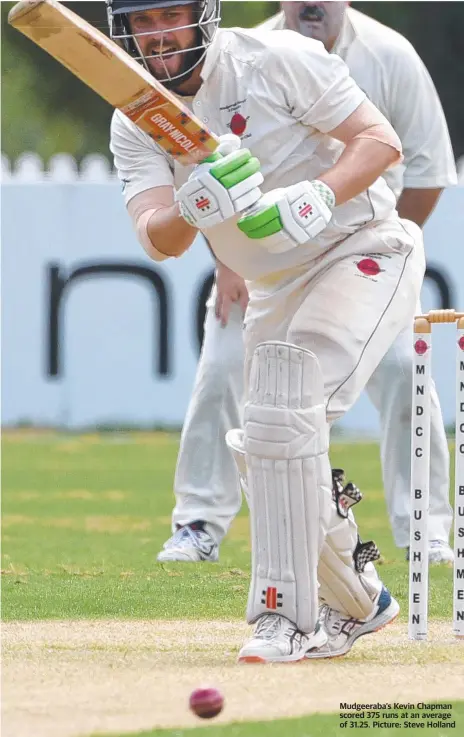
top-left (8, 0), bottom-right (219, 165)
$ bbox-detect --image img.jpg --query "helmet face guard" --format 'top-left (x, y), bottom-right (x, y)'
top-left (107, 0), bottom-right (221, 88)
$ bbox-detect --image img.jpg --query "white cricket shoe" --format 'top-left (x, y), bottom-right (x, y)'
top-left (305, 587), bottom-right (399, 660)
top-left (157, 523), bottom-right (218, 562)
top-left (406, 540), bottom-right (454, 565)
top-left (238, 613), bottom-right (327, 664)
top-left (428, 540), bottom-right (454, 565)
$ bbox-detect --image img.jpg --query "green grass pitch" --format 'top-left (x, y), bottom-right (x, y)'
top-left (2, 432), bottom-right (455, 622)
top-left (2, 431), bottom-right (462, 737)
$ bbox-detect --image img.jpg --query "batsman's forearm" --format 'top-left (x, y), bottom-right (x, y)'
top-left (318, 138), bottom-right (400, 207)
top-left (397, 187), bottom-right (443, 227)
top-left (146, 203), bottom-right (198, 259)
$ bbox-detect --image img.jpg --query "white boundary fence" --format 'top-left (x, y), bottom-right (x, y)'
top-left (2, 153), bottom-right (464, 432)
top-left (1, 152), bottom-right (117, 181)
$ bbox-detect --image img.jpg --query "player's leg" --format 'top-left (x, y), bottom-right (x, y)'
top-left (235, 320), bottom-right (390, 663)
top-left (237, 340), bottom-right (334, 662)
top-left (366, 326), bottom-right (453, 563)
top-left (157, 283), bottom-right (244, 562)
top-left (288, 219), bottom-right (425, 658)
top-left (227, 297), bottom-right (331, 661)
top-left (235, 221), bottom-right (424, 662)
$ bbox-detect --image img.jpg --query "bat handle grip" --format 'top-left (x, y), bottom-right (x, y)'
top-left (240, 184), bottom-right (265, 217)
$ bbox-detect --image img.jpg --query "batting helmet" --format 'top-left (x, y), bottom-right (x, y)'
top-left (106, 0), bottom-right (221, 87)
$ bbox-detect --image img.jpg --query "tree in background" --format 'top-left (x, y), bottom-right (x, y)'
top-left (355, 1), bottom-right (464, 163)
top-left (2, 2), bottom-right (463, 164)
top-left (2, 2), bottom-right (119, 161)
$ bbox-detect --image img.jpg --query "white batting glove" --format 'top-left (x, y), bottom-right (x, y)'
top-left (237, 180), bottom-right (335, 253)
top-left (176, 134), bottom-right (263, 230)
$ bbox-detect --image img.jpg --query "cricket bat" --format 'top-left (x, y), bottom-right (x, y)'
top-left (8, 0), bottom-right (219, 165)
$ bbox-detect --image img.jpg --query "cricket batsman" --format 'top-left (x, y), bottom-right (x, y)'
top-left (156, 1), bottom-right (456, 567)
top-left (109, 0), bottom-right (425, 661)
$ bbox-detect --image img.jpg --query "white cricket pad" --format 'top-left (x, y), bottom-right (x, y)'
top-left (316, 469), bottom-right (382, 619)
top-left (318, 515), bottom-right (382, 620)
top-left (244, 341), bottom-right (333, 633)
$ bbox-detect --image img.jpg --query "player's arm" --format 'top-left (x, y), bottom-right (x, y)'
top-left (111, 113), bottom-right (262, 261)
top-left (127, 186), bottom-right (198, 261)
top-left (127, 140), bottom-right (263, 260)
top-left (238, 37), bottom-right (401, 247)
top-left (385, 41), bottom-right (457, 226)
top-left (317, 99), bottom-right (402, 206)
top-left (396, 188), bottom-right (443, 228)
top-left (215, 261), bottom-right (248, 327)
top-left (110, 111), bottom-right (192, 260)
top-left (199, 238), bottom-right (248, 326)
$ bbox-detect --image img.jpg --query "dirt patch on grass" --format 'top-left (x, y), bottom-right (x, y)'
top-left (3, 620), bottom-right (463, 737)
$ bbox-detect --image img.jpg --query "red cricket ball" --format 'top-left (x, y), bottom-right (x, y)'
top-left (189, 686), bottom-right (224, 719)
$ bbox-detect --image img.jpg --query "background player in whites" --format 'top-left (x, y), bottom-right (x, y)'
top-left (157, 0), bottom-right (456, 565)
top-left (110, 0), bottom-right (425, 661)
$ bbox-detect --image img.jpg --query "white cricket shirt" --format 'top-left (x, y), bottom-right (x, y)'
top-left (111, 26), bottom-right (399, 281)
top-left (261, 8), bottom-right (457, 199)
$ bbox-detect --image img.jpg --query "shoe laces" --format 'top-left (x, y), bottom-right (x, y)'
top-left (164, 525), bottom-right (205, 550)
top-left (255, 614), bottom-right (285, 640)
top-left (321, 604), bottom-right (357, 634)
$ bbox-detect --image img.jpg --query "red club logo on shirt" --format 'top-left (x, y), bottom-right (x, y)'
top-left (356, 258), bottom-right (382, 277)
top-left (414, 339), bottom-right (428, 356)
top-left (229, 113), bottom-right (248, 136)
top-left (459, 336), bottom-right (464, 351)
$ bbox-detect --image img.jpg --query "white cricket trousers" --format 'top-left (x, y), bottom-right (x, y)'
top-left (172, 219), bottom-right (452, 548)
top-left (171, 293), bottom-right (244, 542)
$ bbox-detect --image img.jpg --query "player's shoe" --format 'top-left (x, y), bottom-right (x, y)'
top-left (238, 613), bottom-right (327, 664)
top-left (305, 587), bottom-right (399, 660)
top-left (156, 522), bottom-right (218, 562)
top-left (428, 540), bottom-right (454, 564)
top-left (405, 540), bottom-right (454, 565)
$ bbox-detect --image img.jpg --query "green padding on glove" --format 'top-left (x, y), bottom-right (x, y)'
top-left (202, 152), bottom-right (222, 164)
top-left (237, 204), bottom-right (282, 238)
top-left (210, 149), bottom-right (252, 178)
top-left (218, 157), bottom-right (261, 190)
